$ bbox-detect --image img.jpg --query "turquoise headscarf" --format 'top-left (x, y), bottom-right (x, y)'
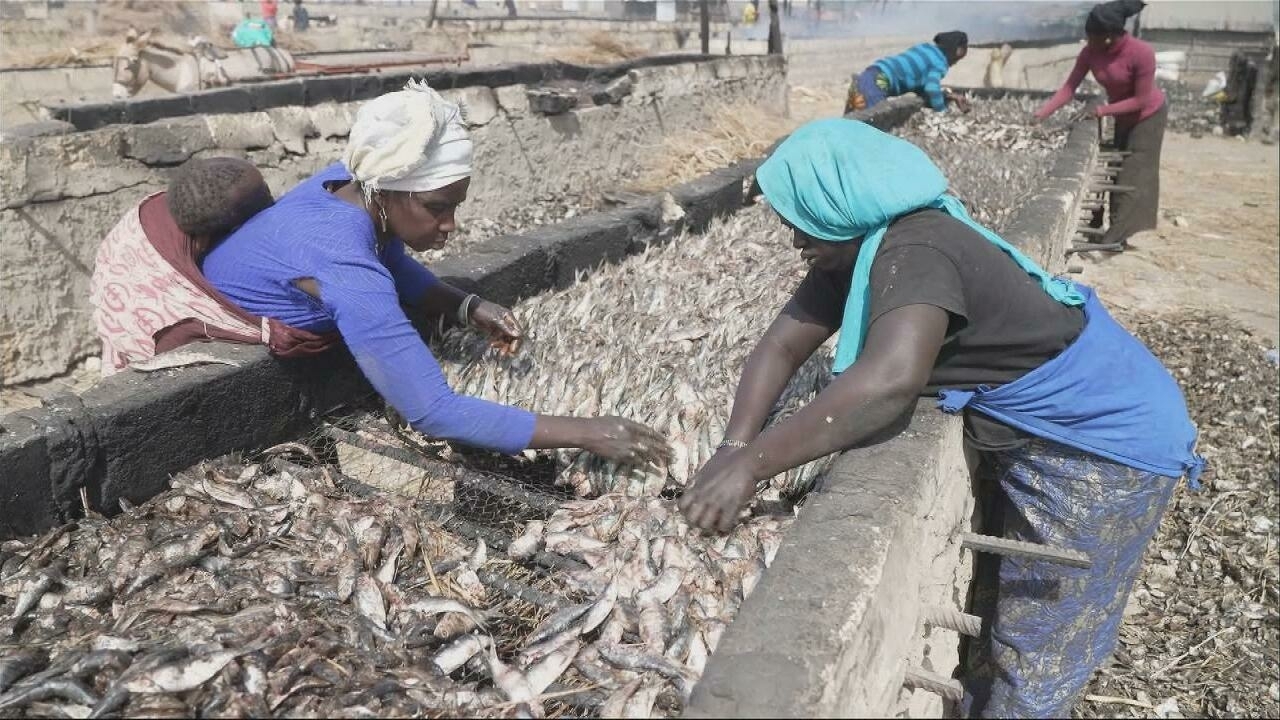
top-left (755, 118), bottom-right (1085, 374)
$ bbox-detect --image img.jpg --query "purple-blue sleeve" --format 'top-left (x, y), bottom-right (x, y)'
top-left (381, 240), bottom-right (439, 304)
top-left (314, 245), bottom-right (535, 454)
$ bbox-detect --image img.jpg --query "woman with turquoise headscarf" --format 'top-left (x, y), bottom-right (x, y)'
top-left (677, 118), bottom-right (1204, 717)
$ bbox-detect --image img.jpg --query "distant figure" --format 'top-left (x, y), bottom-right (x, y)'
top-left (261, 0), bottom-right (279, 30)
top-left (1220, 50), bottom-right (1259, 137)
top-left (232, 17), bottom-right (276, 48)
top-left (844, 31), bottom-right (970, 115)
top-left (743, 2), bottom-right (758, 25)
top-left (292, 0), bottom-right (310, 32)
top-left (1034, 0), bottom-right (1164, 248)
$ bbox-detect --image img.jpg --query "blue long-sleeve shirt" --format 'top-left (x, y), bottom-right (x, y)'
top-left (873, 42), bottom-right (951, 112)
top-left (202, 163), bottom-right (536, 454)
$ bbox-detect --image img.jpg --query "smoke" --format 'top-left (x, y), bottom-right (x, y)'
top-left (736, 1), bottom-right (1093, 46)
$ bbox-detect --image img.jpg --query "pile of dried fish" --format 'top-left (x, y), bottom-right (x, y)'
top-left (896, 96), bottom-right (1082, 231)
top-left (1079, 312), bottom-right (1279, 718)
top-left (502, 493), bottom-right (786, 717)
top-left (432, 205), bottom-right (836, 503)
top-left (0, 454), bottom-right (570, 718)
top-left (418, 193), bottom-right (600, 264)
top-left (0, 444), bottom-right (787, 719)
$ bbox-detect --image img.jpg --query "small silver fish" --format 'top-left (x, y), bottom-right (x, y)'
top-left (122, 649), bottom-right (239, 694)
top-left (125, 523), bottom-right (220, 594)
top-left (433, 634), bottom-right (490, 675)
top-left (621, 679), bottom-right (664, 719)
top-left (600, 677), bottom-right (642, 718)
top-left (10, 573), bottom-right (55, 619)
top-left (637, 594), bottom-right (669, 654)
top-left (353, 574), bottom-right (387, 630)
top-left (579, 580), bottom-right (617, 635)
top-left (524, 639), bottom-right (580, 695)
top-left (0, 679), bottom-right (97, 712)
top-left (519, 627), bottom-right (579, 667)
top-left (433, 611), bottom-right (478, 640)
top-left (0, 650), bottom-right (47, 693)
top-left (524, 601), bottom-right (592, 646)
top-left (597, 643), bottom-right (697, 699)
top-left (466, 539), bottom-right (487, 570)
top-left (375, 538), bottom-right (404, 586)
top-left (199, 474), bottom-right (258, 509)
top-left (400, 597), bottom-right (484, 625)
top-left (486, 647), bottom-right (540, 717)
top-left (507, 522), bottom-right (544, 561)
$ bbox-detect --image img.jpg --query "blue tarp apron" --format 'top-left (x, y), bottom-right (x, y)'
top-left (938, 285), bottom-right (1205, 484)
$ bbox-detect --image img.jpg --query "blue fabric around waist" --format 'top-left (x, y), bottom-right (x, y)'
top-left (856, 68), bottom-right (888, 107)
top-left (938, 286), bottom-right (1205, 485)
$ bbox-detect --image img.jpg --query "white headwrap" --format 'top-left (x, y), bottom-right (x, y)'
top-left (342, 79), bottom-right (472, 201)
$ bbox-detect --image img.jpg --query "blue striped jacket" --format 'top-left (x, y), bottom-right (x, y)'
top-left (873, 43), bottom-right (951, 112)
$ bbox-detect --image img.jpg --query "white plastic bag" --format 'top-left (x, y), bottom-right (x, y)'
top-left (1202, 71), bottom-right (1227, 98)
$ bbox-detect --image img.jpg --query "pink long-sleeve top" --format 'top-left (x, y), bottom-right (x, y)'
top-left (1035, 34), bottom-right (1165, 126)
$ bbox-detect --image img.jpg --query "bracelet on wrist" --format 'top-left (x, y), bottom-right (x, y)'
top-left (717, 439), bottom-right (749, 451)
top-left (457, 294), bottom-right (479, 327)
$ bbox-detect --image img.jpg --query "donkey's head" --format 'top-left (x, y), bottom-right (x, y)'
top-left (111, 28), bottom-right (154, 99)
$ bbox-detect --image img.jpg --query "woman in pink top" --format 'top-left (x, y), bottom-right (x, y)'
top-left (1035, 0), bottom-right (1166, 247)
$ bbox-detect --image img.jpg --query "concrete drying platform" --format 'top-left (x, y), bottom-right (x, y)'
top-left (0, 89), bottom-right (1101, 717)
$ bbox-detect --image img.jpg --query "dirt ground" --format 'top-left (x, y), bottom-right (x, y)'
top-left (1076, 132), bottom-right (1280, 346)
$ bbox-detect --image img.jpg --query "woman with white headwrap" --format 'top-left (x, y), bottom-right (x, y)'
top-left (203, 82), bottom-right (671, 464)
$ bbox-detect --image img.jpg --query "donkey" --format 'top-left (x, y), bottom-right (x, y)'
top-left (111, 29), bottom-right (295, 99)
top-left (984, 44), bottom-right (1014, 89)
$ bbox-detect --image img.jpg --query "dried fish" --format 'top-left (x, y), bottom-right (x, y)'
top-left (0, 650), bottom-right (49, 694)
top-left (434, 634), bottom-right (490, 675)
top-left (122, 650), bottom-right (239, 694)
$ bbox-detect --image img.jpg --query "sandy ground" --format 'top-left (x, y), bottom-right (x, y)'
top-left (1075, 132), bottom-right (1280, 346)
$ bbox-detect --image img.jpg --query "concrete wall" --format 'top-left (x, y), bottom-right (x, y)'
top-left (0, 53), bottom-right (786, 386)
top-left (686, 107), bottom-right (1099, 718)
top-left (1, 2), bottom-right (727, 127)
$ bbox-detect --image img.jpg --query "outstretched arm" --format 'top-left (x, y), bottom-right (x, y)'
top-left (385, 240), bottom-right (524, 352)
top-left (721, 298), bottom-right (837, 446)
top-left (1035, 51), bottom-right (1091, 120)
top-left (680, 303), bottom-right (949, 532)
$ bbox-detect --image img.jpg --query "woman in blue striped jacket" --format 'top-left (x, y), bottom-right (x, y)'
top-left (845, 31), bottom-right (970, 115)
